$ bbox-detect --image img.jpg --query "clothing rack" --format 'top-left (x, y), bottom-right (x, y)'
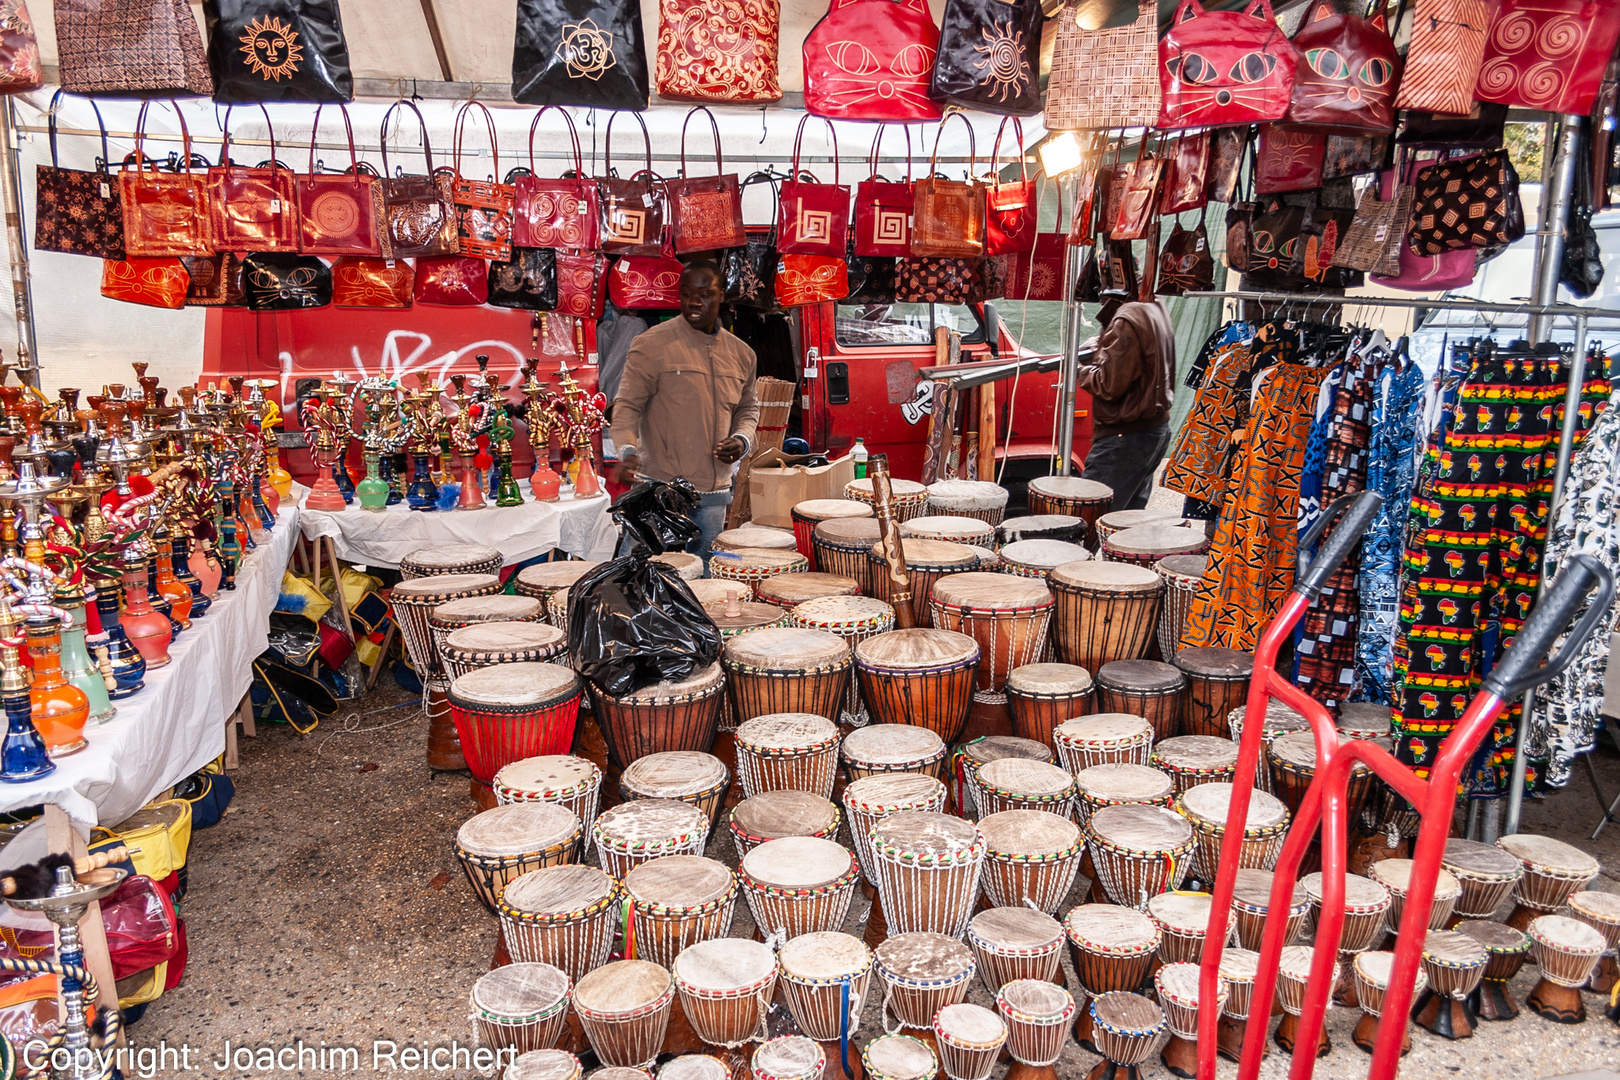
top-left (1184, 288), bottom-right (1620, 322)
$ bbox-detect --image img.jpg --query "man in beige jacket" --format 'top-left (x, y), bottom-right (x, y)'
top-left (611, 261), bottom-right (760, 566)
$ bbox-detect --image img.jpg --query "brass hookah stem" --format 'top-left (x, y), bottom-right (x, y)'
top-left (869, 454), bottom-right (914, 629)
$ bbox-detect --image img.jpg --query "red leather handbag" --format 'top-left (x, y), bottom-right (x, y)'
top-left (414, 256), bottom-right (489, 306)
top-left (911, 112), bottom-right (987, 258)
top-left (1004, 177), bottom-right (1068, 301)
top-left (1286, 6), bottom-right (1400, 132)
top-left (448, 103), bottom-right (515, 261)
top-left (1065, 133), bottom-right (1109, 245)
top-left (1158, 131), bottom-right (1209, 214)
top-left (1158, 0), bottom-right (1300, 129)
top-left (1255, 124), bottom-right (1327, 193)
top-left (853, 125), bottom-right (915, 257)
top-left (514, 107), bottom-right (601, 251)
top-left (600, 112), bottom-right (667, 257)
top-left (332, 258), bottom-right (413, 309)
top-left (1111, 137), bottom-right (1163, 242)
top-left (609, 252), bottom-right (683, 308)
top-left (656, 0), bottom-right (782, 103)
top-left (555, 251), bottom-right (609, 319)
top-left (984, 118), bottom-right (1036, 257)
top-left (775, 253), bottom-right (850, 306)
top-left (118, 102), bottom-right (211, 257)
top-left (101, 256), bottom-right (190, 308)
top-left (296, 106), bottom-right (381, 257)
top-left (1476, 0), bottom-right (1620, 114)
top-left (802, 0), bottom-right (943, 121)
top-left (207, 105), bottom-right (297, 253)
top-left (777, 116), bottom-right (850, 257)
top-left (666, 107), bottom-right (746, 254)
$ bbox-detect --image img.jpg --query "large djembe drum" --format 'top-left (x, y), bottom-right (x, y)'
top-left (592, 799), bottom-right (711, 880)
top-left (1175, 782), bottom-right (1289, 883)
top-left (739, 836), bottom-right (860, 940)
top-left (400, 543), bottom-right (503, 580)
top-left (1229, 868), bottom-right (1309, 950)
top-left (455, 803), bottom-right (584, 915)
top-left (927, 479), bottom-right (1009, 525)
top-left (1085, 803), bottom-right (1195, 910)
top-left (1094, 660), bottom-right (1185, 742)
top-left (1525, 914), bottom-right (1607, 1024)
top-left (1411, 929), bottom-right (1488, 1040)
top-left (449, 663), bottom-right (583, 799)
top-left (1171, 647), bottom-right (1251, 739)
top-left (929, 573), bottom-right (1053, 705)
top-left (514, 561), bottom-right (599, 625)
top-left (1149, 735), bottom-right (1238, 799)
top-left (1004, 663), bottom-right (1095, 749)
top-left (1441, 839), bottom-right (1524, 926)
top-left (1063, 905), bottom-right (1159, 1051)
top-left (776, 932), bottom-right (872, 1070)
top-left (1054, 714), bottom-right (1154, 773)
top-left (622, 855), bottom-right (738, 970)
top-left (854, 630), bottom-right (979, 745)
top-left (966, 906), bottom-right (1066, 991)
top-left (494, 755), bottom-right (603, 840)
top-left (1048, 562), bottom-right (1162, 672)
top-left (792, 499), bottom-right (872, 568)
top-left (867, 811), bottom-right (986, 941)
top-left (840, 724), bottom-right (949, 783)
top-left (392, 571), bottom-right (503, 770)
top-left (590, 664), bottom-right (727, 771)
top-left (724, 628), bottom-right (851, 726)
top-left (572, 960), bottom-right (674, 1069)
top-left (845, 477), bottom-right (928, 521)
top-left (977, 810), bottom-right (1084, 915)
top-left (1301, 871), bottom-right (1391, 1006)
top-left (813, 518), bottom-right (883, 593)
top-left (998, 540), bottom-right (1090, 581)
top-left (1026, 476), bottom-right (1112, 535)
top-left (499, 866), bottom-right (624, 983)
top-left (442, 622), bottom-right (566, 683)
top-left (469, 963), bottom-right (572, 1058)
top-left (733, 713), bottom-right (841, 800)
top-left (671, 939), bottom-right (779, 1059)
top-left (843, 774), bottom-right (949, 887)
top-left (790, 596), bottom-right (897, 725)
top-left (874, 933), bottom-right (976, 1050)
top-left (903, 515), bottom-right (997, 550)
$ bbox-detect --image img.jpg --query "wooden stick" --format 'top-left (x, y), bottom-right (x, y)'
top-left (868, 455), bottom-right (914, 629)
top-left (977, 380), bottom-right (996, 481)
top-left (0, 848), bottom-right (132, 895)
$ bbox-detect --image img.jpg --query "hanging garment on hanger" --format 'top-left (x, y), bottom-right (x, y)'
top-left (1294, 359), bottom-right (1346, 542)
top-left (1162, 336), bottom-right (1262, 508)
top-left (1183, 320), bottom-right (1250, 389)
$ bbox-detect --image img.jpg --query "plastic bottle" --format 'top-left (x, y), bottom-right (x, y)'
top-left (852, 438), bottom-right (869, 480)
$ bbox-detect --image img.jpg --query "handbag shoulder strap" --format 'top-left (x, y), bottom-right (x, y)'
top-left (604, 110), bottom-right (653, 181)
top-left (867, 124), bottom-right (913, 183)
top-left (741, 170), bottom-right (780, 236)
top-left (679, 106), bottom-right (724, 184)
top-left (988, 118), bottom-right (1027, 184)
top-left (128, 100), bottom-right (193, 175)
top-left (381, 100), bottom-right (434, 177)
top-left (454, 101), bottom-right (501, 180)
top-left (930, 108), bottom-right (976, 179)
top-left (308, 104), bottom-right (360, 176)
top-left (792, 115), bottom-right (840, 187)
top-left (529, 106), bottom-right (583, 179)
top-left (219, 104), bottom-right (278, 168)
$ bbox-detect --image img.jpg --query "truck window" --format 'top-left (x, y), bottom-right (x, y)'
top-left (834, 303), bottom-right (977, 347)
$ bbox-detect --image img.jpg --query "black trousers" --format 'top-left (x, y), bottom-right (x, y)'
top-left (1083, 424), bottom-right (1173, 511)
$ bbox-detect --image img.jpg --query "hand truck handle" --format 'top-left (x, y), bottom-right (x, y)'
top-left (1295, 490), bottom-right (1384, 602)
top-left (1483, 552), bottom-right (1615, 700)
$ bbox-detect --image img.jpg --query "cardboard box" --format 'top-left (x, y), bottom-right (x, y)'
top-left (747, 452), bottom-right (856, 528)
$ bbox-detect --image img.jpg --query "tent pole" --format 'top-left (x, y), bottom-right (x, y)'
top-left (1527, 115), bottom-right (1582, 344)
top-left (1056, 182), bottom-right (1081, 478)
top-left (0, 99), bottom-right (38, 390)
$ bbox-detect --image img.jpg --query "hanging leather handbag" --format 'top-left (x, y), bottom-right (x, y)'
top-left (1003, 177), bottom-right (1068, 302)
top-left (447, 103), bottom-right (516, 261)
top-left (973, 253), bottom-right (1009, 301)
top-left (600, 112), bottom-right (667, 257)
top-left (1158, 0), bottom-right (1300, 129)
top-left (911, 112), bottom-right (987, 258)
top-left (847, 239), bottom-right (900, 303)
top-left (514, 108), bottom-right (601, 251)
top-left (656, 0), bottom-right (782, 103)
top-left (181, 252), bottom-right (245, 306)
top-left (929, 0), bottom-right (1042, 116)
top-left (208, 105), bottom-right (298, 253)
top-left (725, 172), bottom-right (780, 311)
top-left (1561, 131), bottom-right (1603, 298)
top-left (895, 256), bottom-right (980, 304)
top-left (379, 101), bottom-right (459, 259)
top-left (983, 118), bottom-right (1037, 256)
top-left (1158, 131), bottom-right (1209, 215)
top-left (1407, 149), bottom-right (1524, 254)
top-left (1046, 0), bottom-right (1160, 130)
top-left (119, 104), bottom-right (211, 258)
top-left (295, 106), bottom-right (380, 257)
top-left (802, 0), bottom-right (942, 121)
top-left (1156, 213), bottom-right (1215, 296)
top-left (1254, 124), bottom-right (1327, 194)
top-left (1398, 101), bottom-right (1509, 147)
top-left (101, 256), bottom-right (189, 308)
top-left (1065, 134), bottom-right (1108, 245)
top-left (1224, 202), bottom-right (1256, 271)
top-left (1293, 202), bottom-right (1361, 288)
top-left (775, 253), bottom-right (850, 307)
top-left (241, 252), bottom-right (332, 309)
top-left (34, 93), bottom-right (124, 259)
top-left (1111, 137), bottom-right (1163, 242)
top-left (487, 247), bottom-right (559, 310)
top-left (1074, 239), bottom-right (1138, 301)
top-left (1206, 127), bottom-right (1249, 204)
top-left (1323, 133), bottom-right (1389, 178)
top-left (205, 0), bottom-right (352, 103)
top-left (777, 117), bottom-right (851, 257)
top-left (413, 256), bottom-right (490, 306)
top-left (56, 0), bottom-right (211, 96)
top-left (853, 125), bottom-right (915, 257)
top-left (1334, 176), bottom-right (1404, 271)
top-left (512, 0), bottom-right (650, 109)
top-left (666, 107), bottom-right (746, 254)
top-left (331, 257), bottom-right (412, 309)
top-left (555, 251), bottom-right (609, 319)
top-left (1476, 0), bottom-right (1620, 114)
top-left (1244, 200), bottom-right (1308, 288)
top-left (1395, 0), bottom-right (1490, 115)
top-left (0, 0), bottom-right (39, 93)
top-left (609, 252), bottom-right (683, 308)
top-left (1286, 5), bottom-right (1401, 132)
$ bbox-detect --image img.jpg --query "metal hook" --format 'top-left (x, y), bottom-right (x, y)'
top-left (760, 108), bottom-right (768, 145)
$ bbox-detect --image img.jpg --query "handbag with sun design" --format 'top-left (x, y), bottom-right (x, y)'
top-left (930, 0), bottom-right (1043, 116)
top-left (512, 0), bottom-right (650, 109)
top-left (205, 0), bottom-right (352, 104)
top-left (1002, 173), bottom-right (1069, 302)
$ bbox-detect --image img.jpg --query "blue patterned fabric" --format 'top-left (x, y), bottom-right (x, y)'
top-left (1295, 363), bottom-right (1344, 543)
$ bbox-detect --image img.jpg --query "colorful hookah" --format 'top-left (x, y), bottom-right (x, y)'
top-left (553, 360), bottom-right (606, 498)
top-left (300, 383), bottom-right (351, 512)
top-left (355, 379), bottom-right (405, 512)
top-left (402, 373), bottom-right (445, 512)
top-left (521, 362), bottom-right (563, 502)
top-left (447, 375), bottom-right (488, 511)
top-left (0, 596), bottom-right (52, 781)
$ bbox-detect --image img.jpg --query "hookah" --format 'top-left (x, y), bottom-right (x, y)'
top-left (327, 374), bottom-right (357, 504)
top-left (354, 379), bottom-right (405, 512)
top-left (0, 596), bottom-right (52, 781)
top-left (553, 360), bottom-right (607, 498)
top-left (242, 377), bottom-right (284, 517)
top-left (147, 471), bottom-right (194, 633)
top-left (521, 362), bottom-right (563, 502)
top-left (162, 413), bottom-right (212, 619)
top-left (39, 516), bottom-right (117, 725)
top-left (447, 375), bottom-right (487, 511)
top-left (299, 383), bottom-right (351, 512)
top-left (402, 373), bottom-right (445, 511)
top-left (489, 405), bottom-right (524, 508)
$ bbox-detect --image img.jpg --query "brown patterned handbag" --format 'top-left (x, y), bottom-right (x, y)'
top-left (296, 105), bottom-right (381, 257)
top-left (118, 103), bottom-right (212, 258)
top-left (1156, 214), bottom-right (1214, 296)
top-left (0, 0), bottom-right (40, 93)
top-left (1406, 149), bottom-right (1524, 254)
top-left (55, 0), bottom-right (211, 95)
top-left (207, 105), bottom-right (298, 253)
top-left (448, 103), bottom-right (516, 261)
top-left (34, 92), bottom-right (124, 259)
top-left (666, 107), bottom-right (746, 254)
top-left (1045, 0), bottom-right (1161, 130)
top-left (894, 256), bottom-right (981, 304)
top-left (379, 100), bottom-right (459, 259)
top-left (180, 252), bottom-right (244, 306)
top-left (911, 112), bottom-right (986, 258)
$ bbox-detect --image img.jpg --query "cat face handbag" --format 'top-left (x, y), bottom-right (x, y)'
top-left (1254, 123), bottom-right (1327, 194)
top-left (1156, 215), bottom-right (1215, 296)
top-left (241, 252), bottom-right (332, 310)
top-left (802, 0), bottom-right (943, 121)
top-left (911, 112), bottom-right (987, 258)
top-left (448, 102), bottom-right (516, 261)
top-left (600, 112), bottom-right (667, 257)
top-left (34, 92), bottom-right (124, 259)
top-left (379, 101), bottom-right (459, 259)
top-left (513, 107), bottom-right (601, 251)
top-left (487, 247), bottom-right (558, 310)
top-left (1158, 0), bottom-right (1300, 129)
top-left (1159, 131), bottom-right (1209, 215)
top-left (1286, 5), bottom-right (1401, 132)
top-left (853, 125), bottom-right (915, 257)
top-left (296, 105), bottom-right (380, 257)
top-left (666, 107), bottom-right (746, 254)
top-left (119, 102), bottom-right (212, 258)
top-left (100, 256), bottom-right (189, 308)
top-left (777, 116), bottom-right (851, 258)
top-left (609, 252), bottom-right (683, 308)
top-left (775, 253), bottom-right (850, 306)
top-left (208, 105), bottom-right (298, 253)
top-left (983, 118), bottom-right (1037, 256)
top-left (331, 257), bottom-right (413, 309)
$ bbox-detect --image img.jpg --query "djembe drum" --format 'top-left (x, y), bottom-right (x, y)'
top-left (672, 939), bottom-right (778, 1060)
top-left (1085, 803), bottom-right (1194, 909)
top-left (1073, 764), bottom-right (1174, 832)
top-left (1100, 526), bottom-right (1208, 569)
top-left (455, 803), bottom-right (585, 914)
top-left (1337, 701), bottom-right (1392, 739)
top-left (1229, 868), bottom-right (1309, 950)
top-left (442, 622), bottom-right (567, 682)
top-left (750, 1036), bottom-right (825, 1080)
top-left (400, 543), bottom-right (503, 580)
top-left (999, 540), bottom-right (1089, 580)
top-left (714, 525), bottom-right (798, 554)
top-left (874, 933), bottom-right (976, 1051)
top-left (955, 736), bottom-right (1055, 820)
top-left (1267, 730), bottom-right (1384, 820)
top-left (791, 596), bottom-right (897, 725)
top-left (1439, 840), bottom-right (1523, 928)
top-left (868, 811), bottom-right (985, 941)
top-left (494, 756), bottom-right (603, 842)
top-left (392, 572), bottom-right (504, 770)
top-left (1301, 871), bottom-right (1391, 1005)
top-left (1093, 511), bottom-right (1186, 549)
top-left (966, 906), bottom-right (1065, 990)
top-left (593, 1069), bottom-right (650, 1080)
top-left (449, 663), bottom-right (583, 799)
top-left (499, 866), bottom-right (624, 983)
top-left (1094, 661), bottom-right (1185, 742)
top-left (1351, 950), bottom-right (1425, 1056)
top-left (1274, 945), bottom-right (1335, 1056)
top-left (868, 538), bottom-right (982, 627)
top-left (1178, 782), bottom-right (1290, 884)
top-left (1154, 961), bottom-right (1224, 1079)
top-left (1370, 858), bottom-right (1463, 939)
top-left (929, 573), bottom-right (1053, 705)
top-left (733, 713), bottom-right (841, 800)
top-left (651, 551), bottom-right (704, 580)
top-left (688, 577), bottom-right (760, 608)
top-left (1053, 715), bottom-right (1153, 773)
top-left (903, 515), bottom-right (997, 549)
top-left (1005, 664), bottom-right (1094, 749)
top-left (514, 561), bottom-right (599, 624)
top-left (591, 664), bottom-right (726, 771)
top-left (854, 630), bottom-right (979, 744)
top-left (841, 724), bottom-right (949, 783)
top-left (860, 1036), bottom-right (936, 1080)
top-left (846, 477), bottom-right (928, 521)
top-left (1527, 914), bottom-right (1607, 1023)
top-left (1496, 833), bottom-right (1601, 931)
top-left (756, 573), bottom-right (860, 611)
top-left (740, 836), bottom-right (860, 940)
top-left (1026, 476), bottom-right (1112, 535)
top-left (793, 499), bottom-right (873, 568)
top-left (1412, 929), bottom-right (1488, 1039)
top-left (658, 1057), bottom-right (728, 1080)
top-left (1171, 648), bottom-right (1251, 739)
top-left (592, 799), bottom-right (711, 880)
top-left (998, 514), bottom-right (1085, 546)
top-left (619, 751), bottom-right (732, 830)
top-left (1566, 889), bottom-right (1620, 994)
top-left (711, 548), bottom-right (810, 598)
top-left (728, 790), bottom-right (842, 861)
top-left (572, 960), bottom-right (675, 1069)
top-left (1063, 905), bottom-right (1159, 1051)
top-left (995, 979), bottom-right (1074, 1080)
top-left (506, 1050), bottom-right (581, 1080)
top-left (1227, 700), bottom-right (1309, 793)
top-left (430, 594), bottom-right (545, 663)
top-left (814, 518), bottom-right (884, 594)
top-left (977, 810), bottom-right (1084, 915)
top-left (1086, 992), bottom-right (1164, 1080)
top-left (1149, 735), bottom-right (1238, 798)
top-left (1214, 947), bottom-right (1262, 1063)
top-left (1457, 919), bottom-right (1529, 1021)
top-left (470, 963), bottom-right (573, 1058)
top-left (724, 628), bottom-right (851, 725)
top-left (973, 759), bottom-right (1077, 819)
top-left (933, 1004), bottom-right (1006, 1080)
top-left (843, 774), bottom-right (949, 888)
top-left (710, 605), bottom-right (792, 731)
top-left (622, 855), bottom-right (738, 969)
top-left (927, 479), bottom-right (1008, 525)
top-left (1146, 891), bottom-right (1233, 965)
top-left (1152, 556), bottom-right (1206, 660)
top-left (776, 931), bottom-right (873, 1067)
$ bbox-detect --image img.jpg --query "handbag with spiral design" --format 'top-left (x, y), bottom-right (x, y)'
top-left (930, 0), bottom-right (1042, 116)
top-left (777, 117), bottom-right (851, 258)
top-left (599, 112), bottom-right (667, 257)
top-left (1045, 0), bottom-right (1160, 130)
top-left (513, 107), bottom-right (601, 251)
top-left (854, 125), bottom-right (916, 258)
top-left (379, 101), bottom-right (459, 259)
top-left (555, 251), bottom-right (609, 320)
top-left (1475, 0), bottom-right (1620, 114)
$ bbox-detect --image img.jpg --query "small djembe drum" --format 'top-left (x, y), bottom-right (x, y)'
top-left (1369, 858), bottom-right (1463, 941)
top-left (927, 479), bottom-right (1009, 525)
top-left (401, 543), bottom-right (503, 580)
top-left (430, 595), bottom-right (546, 675)
top-left (1273, 944), bottom-right (1335, 1057)
top-left (619, 751), bottom-right (732, 831)
top-left (1152, 555), bottom-right (1207, 660)
top-left (592, 798), bottom-right (711, 880)
top-left (1176, 782), bottom-right (1290, 884)
top-left (859, 1036), bottom-right (937, 1080)
top-left (995, 980), bottom-right (1073, 1080)
top-left (504, 1049), bottom-right (581, 1080)
top-left (1456, 919), bottom-right (1530, 1021)
top-left (658, 1056), bottom-right (729, 1080)
top-left (903, 515), bottom-right (997, 549)
top-left (622, 855), bottom-right (738, 969)
top-left (813, 518), bottom-right (883, 593)
top-left (875, 932), bottom-right (976, 1054)
top-left (1053, 715), bottom-right (1154, 773)
top-left (449, 663), bottom-right (584, 802)
top-left (672, 938), bottom-right (779, 1058)
top-left (651, 550), bottom-right (704, 580)
top-left (1085, 803), bottom-right (1195, 910)
top-left (1063, 905), bottom-right (1159, 1051)
top-left (1228, 867), bottom-right (1309, 951)
top-left (1048, 561), bottom-right (1162, 673)
top-left (1301, 872), bottom-right (1392, 1006)
top-left (998, 540), bottom-right (1090, 580)
top-left (932, 1003), bottom-right (1006, 1080)
top-left (1496, 833), bottom-right (1601, 931)
top-left (455, 803), bottom-right (584, 915)
top-left (513, 560), bottom-right (598, 621)
top-left (1005, 663), bottom-right (1095, 749)
top-left (733, 713), bottom-right (841, 800)
top-left (1337, 701), bottom-right (1392, 740)
top-left (757, 572), bottom-right (860, 611)
top-left (777, 932), bottom-right (872, 1069)
top-left (710, 548), bottom-right (810, 598)
top-left (1094, 510), bottom-right (1186, 548)
top-left (572, 960), bottom-right (675, 1069)
top-left (843, 773), bottom-right (949, 895)
top-left (840, 723), bottom-right (948, 783)
top-left (740, 836), bottom-right (860, 940)
top-left (1153, 961), bottom-right (1225, 1079)
top-left (846, 477), bottom-right (929, 521)
top-left (1101, 525), bottom-right (1208, 571)
top-left (442, 622), bottom-right (567, 683)
top-left (929, 573), bottom-right (1054, 705)
top-left (1412, 928), bottom-right (1488, 1039)
top-left (966, 906), bottom-right (1065, 991)
top-left (494, 755), bottom-right (603, 843)
top-left (1526, 914), bottom-right (1607, 1023)
top-left (392, 571), bottom-right (503, 770)
top-left (470, 962), bottom-right (572, 1058)
top-left (590, 663), bottom-right (727, 771)
top-left (1170, 647), bottom-right (1251, 739)
top-left (868, 811), bottom-right (986, 941)
top-left (854, 630), bottom-right (980, 745)
top-left (1086, 991), bottom-right (1165, 1080)
top-left (714, 525), bottom-right (799, 554)
top-left (750, 1036), bottom-right (826, 1080)
top-left (1352, 950), bottom-right (1425, 1056)
top-left (791, 595), bottom-right (897, 724)
top-left (946, 734), bottom-right (1046, 809)
top-left (499, 865), bottom-right (624, 983)
top-left (724, 628), bottom-right (851, 726)
top-left (973, 759), bottom-right (1078, 819)
top-left (1226, 700), bottom-right (1309, 793)
top-left (728, 790), bottom-right (842, 862)
top-left (1026, 476), bottom-right (1112, 535)
top-left (1073, 763), bottom-right (1173, 831)
top-left (792, 499), bottom-right (873, 568)
top-left (1566, 889), bottom-right (1620, 994)
top-left (977, 809), bottom-right (1084, 914)
top-left (1441, 838), bottom-right (1524, 926)
top-left (1094, 660), bottom-right (1186, 742)
top-left (1150, 735), bottom-right (1238, 799)
top-left (1267, 730), bottom-right (1383, 823)
top-left (1146, 891), bottom-right (1234, 966)
top-left (1215, 948), bottom-right (1262, 1064)
top-left (998, 514), bottom-right (1085, 547)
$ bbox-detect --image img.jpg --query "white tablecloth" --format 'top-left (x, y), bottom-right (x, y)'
top-left (295, 480), bottom-right (618, 567)
top-left (0, 507), bottom-right (301, 827)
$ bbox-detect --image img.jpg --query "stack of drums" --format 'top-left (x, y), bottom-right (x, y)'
top-left (1025, 476), bottom-right (1112, 539)
top-left (977, 809), bottom-right (1084, 914)
top-left (710, 548), bottom-right (810, 597)
top-left (441, 622), bottom-right (567, 683)
top-left (391, 571), bottom-right (503, 771)
top-left (448, 662), bottom-right (584, 804)
top-left (1063, 905), bottom-right (1159, 1049)
top-left (930, 573), bottom-right (1053, 706)
top-left (1093, 511), bottom-right (1187, 550)
top-left (998, 541), bottom-right (1090, 581)
top-left (791, 499), bottom-right (872, 568)
top-left (997, 515), bottom-right (1085, 548)
top-left (729, 789), bottom-right (843, 860)
top-left (723, 627), bottom-right (851, 726)
top-left (619, 752), bottom-right (732, 830)
top-left (845, 477), bottom-right (929, 521)
top-left (841, 724), bottom-right (949, 782)
top-left (813, 519), bottom-right (883, 594)
top-left (590, 663), bottom-right (726, 771)
top-left (1095, 660), bottom-right (1186, 741)
top-left (429, 594), bottom-right (545, 662)
top-left (854, 630), bottom-right (979, 745)
top-left (1049, 562), bottom-right (1163, 672)
top-left (868, 538), bottom-right (982, 626)
top-left (790, 596), bottom-right (897, 725)
top-left (712, 525), bottom-right (798, 554)
top-left (756, 573), bottom-right (859, 611)
top-left (926, 479), bottom-right (1009, 525)
top-left (902, 515), bottom-right (996, 550)
top-left (1172, 647), bottom-right (1252, 738)
top-left (400, 543), bottom-right (502, 580)
top-left (1005, 663), bottom-right (1094, 749)
top-left (515, 562), bottom-right (600, 627)
top-left (499, 865), bottom-right (624, 983)
top-left (1053, 714), bottom-right (1154, 773)
top-left (842, 773), bottom-right (949, 888)
top-left (955, 736), bottom-right (1055, 819)
top-left (967, 907), bottom-right (1066, 989)
top-left (622, 855), bottom-right (737, 968)
top-left (493, 755), bottom-right (604, 837)
top-left (1101, 525), bottom-right (1209, 569)
top-left (455, 803), bottom-right (585, 917)
top-left (1153, 555), bottom-right (1208, 659)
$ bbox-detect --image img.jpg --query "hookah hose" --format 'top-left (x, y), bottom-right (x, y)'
top-left (0, 955), bottom-right (122, 1080)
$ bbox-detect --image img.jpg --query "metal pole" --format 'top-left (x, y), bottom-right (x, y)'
top-left (0, 100), bottom-right (38, 389)
top-left (1056, 238), bottom-right (1083, 477)
top-left (1528, 114), bottom-right (1583, 344)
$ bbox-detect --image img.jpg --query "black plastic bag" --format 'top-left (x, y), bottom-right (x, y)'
top-left (613, 477), bottom-right (703, 555)
top-left (206, 0), bottom-right (353, 103)
top-left (512, 0), bottom-right (649, 110)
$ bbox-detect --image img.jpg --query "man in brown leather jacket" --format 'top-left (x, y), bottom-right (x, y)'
top-left (1073, 290), bottom-right (1177, 511)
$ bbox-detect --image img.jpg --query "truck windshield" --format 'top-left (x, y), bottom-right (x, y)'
top-left (834, 303), bottom-right (977, 346)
